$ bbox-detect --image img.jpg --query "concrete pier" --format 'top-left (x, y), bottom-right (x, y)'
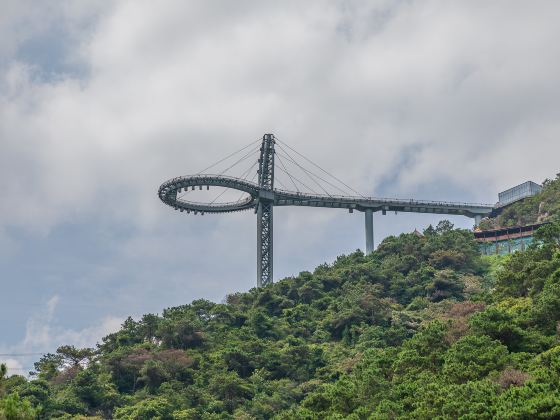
top-left (365, 209), bottom-right (374, 254)
top-left (474, 214), bottom-right (482, 227)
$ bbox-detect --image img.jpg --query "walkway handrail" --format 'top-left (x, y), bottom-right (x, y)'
top-left (159, 174), bottom-right (494, 211)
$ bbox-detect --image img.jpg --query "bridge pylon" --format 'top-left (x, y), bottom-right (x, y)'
top-left (256, 134), bottom-right (275, 287)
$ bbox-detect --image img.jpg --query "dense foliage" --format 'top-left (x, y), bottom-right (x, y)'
top-left (2, 219), bottom-right (560, 419)
top-left (480, 174), bottom-right (560, 229)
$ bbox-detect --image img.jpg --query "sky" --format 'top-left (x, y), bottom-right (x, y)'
top-left (1, 0), bottom-right (560, 375)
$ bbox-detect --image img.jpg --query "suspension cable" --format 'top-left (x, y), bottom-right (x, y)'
top-left (275, 160), bottom-right (319, 194)
top-left (238, 160), bottom-right (259, 181)
top-left (277, 148), bottom-right (349, 196)
top-left (178, 145), bottom-right (260, 202)
top-left (235, 163), bottom-right (260, 202)
top-left (275, 138), bottom-right (365, 197)
top-left (217, 145), bottom-right (260, 176)
top-left (209, 188), bottom-right (231, 205)
top-left (275, 153), bottom-right (300, 192)
top-left (274, 177), bottom-right (289, 190)
top-left (276, 149), bottom-right (336, 197)
top-left (195, 138), bottom-right (261, 175)
top-left (206, 146), bottom-right (260, 204)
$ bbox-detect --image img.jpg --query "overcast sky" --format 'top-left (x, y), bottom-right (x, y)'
top-left (2, 0), bottom-right (560, 374)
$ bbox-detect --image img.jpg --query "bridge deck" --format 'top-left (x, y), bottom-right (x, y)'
top-left (273, 188), bottom-right (493, 217)
top-left (159, 174), bottom-right (494, 218)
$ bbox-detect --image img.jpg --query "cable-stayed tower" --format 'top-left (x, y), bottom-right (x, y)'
top-left (256, 134), bottom-right (275, 286)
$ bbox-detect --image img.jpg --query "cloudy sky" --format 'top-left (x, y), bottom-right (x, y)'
top-left (2, 0), bottom-right (560, 374)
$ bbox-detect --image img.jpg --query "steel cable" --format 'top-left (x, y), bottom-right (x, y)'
top-left (195, 138), bottom-right (262, 175)
top-left (275, 158), bottom-right (319, 194)
top-left (276, 149), bottom-right (335, 197)
top-left (276, 138), bottom-right (365, 198)
top-left (275, 153), bottom-right (300, 192)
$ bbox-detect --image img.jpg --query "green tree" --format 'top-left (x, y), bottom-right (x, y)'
top-left (208, 371), bottom-right (253, 413)
top-left (113, 396), bottom-right (174, 420)
top-left (33, 353), bottom-right (64, 381)
top-left (442, 335), bottom-right (510, 383)
top-left (0, 364), bottom-right (6, 396)
top-left (0, 393), bottom-right (37, 420)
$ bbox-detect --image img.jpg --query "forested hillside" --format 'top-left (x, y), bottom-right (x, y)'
top-left (480, 174), bottom-right (560, 229)
top-left (2, 219), bottom-right (560, 419)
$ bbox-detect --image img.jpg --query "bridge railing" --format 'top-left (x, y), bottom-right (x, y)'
top-left (161, 174), bottom-right (494, 209)
top-left (273, 188), bottom-right (494, 209)
top-left (175, 196), bottom-right (254, 207)
top-left (160, 174), bottom-right (260, 189)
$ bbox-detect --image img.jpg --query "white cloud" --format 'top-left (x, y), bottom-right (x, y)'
top-left (46, 295), bottom-right (59, 319)
top-left (1, 358), bottom-right (24, 377)
top-left (21, 295), bottom-right (121, 351)
top-left (2, 1), bottom-right (559, 234)
top-left (1, 296), bottom-right (122, 377)
top-left (1, 0), bottom-right (560, 351)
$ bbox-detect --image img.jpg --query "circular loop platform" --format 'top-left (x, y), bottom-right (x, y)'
top-left (158, 174), bottom-right (260, 214)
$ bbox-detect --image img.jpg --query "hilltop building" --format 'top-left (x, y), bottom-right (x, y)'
top-left (473, 180), bottom-right (545, 255)
top-left (474, 222), bottom-right (547, 255)
top-left (497, 181), bottom-right (542, 206)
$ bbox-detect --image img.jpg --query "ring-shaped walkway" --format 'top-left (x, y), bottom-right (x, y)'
top-left (158, 174), bottom-right (494, 218)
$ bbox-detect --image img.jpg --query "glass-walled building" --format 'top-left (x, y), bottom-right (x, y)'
top-left (498, 181), bottom-right (542, 206)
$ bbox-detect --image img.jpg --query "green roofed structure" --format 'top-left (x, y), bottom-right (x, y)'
top-left (474, 222), bottom-right (548, 255)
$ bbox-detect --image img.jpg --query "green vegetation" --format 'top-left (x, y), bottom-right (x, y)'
top-left (2, 219), bottom-right (560, 419)
top-left (480, 174), bottom-right (560, 229)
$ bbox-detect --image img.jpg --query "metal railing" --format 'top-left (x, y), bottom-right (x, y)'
top-left (159, 173), bottom-right (495, 213)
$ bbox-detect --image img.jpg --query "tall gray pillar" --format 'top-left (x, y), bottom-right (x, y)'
top-left (256, 133), bottom-right (275, 287)
top-left (474, 214), bottom-right (482, 227)
top-left (257, 201), bottom-right (273, 287)
top-left (365, 209), bottom-right (374, 254)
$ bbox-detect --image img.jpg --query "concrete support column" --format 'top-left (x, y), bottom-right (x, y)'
top-left (474, 214), bottom-right (482, 227)
top-left (365, 209), bottom-right (374, 254)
